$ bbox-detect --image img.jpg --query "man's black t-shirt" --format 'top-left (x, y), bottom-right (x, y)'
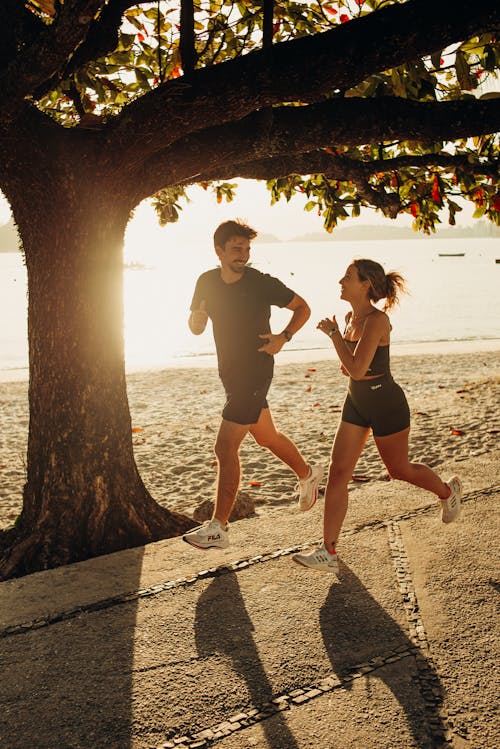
top-left (191, 266), bottom-right (295, 385)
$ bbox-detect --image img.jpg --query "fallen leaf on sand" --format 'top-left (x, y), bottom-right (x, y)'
top-left (415, 411), bottom-right (430, 417)
top-left (248, 481), bottom-right (261, 487)
top-left (132, 427), bottom-right (142, 433)
top-left (313, 402), bottom-right (321, 407)
top-left (450, 428), bottom-right (465, 435)
top-left (306, 385), bottom-right (312, 392)
top-left (307, 367), bottom-right (316, 372)
top-left (210, 460), bottom-right (217, 467)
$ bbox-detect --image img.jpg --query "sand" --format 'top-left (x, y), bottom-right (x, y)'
top-left (0, 349), bottom-right (498, 530)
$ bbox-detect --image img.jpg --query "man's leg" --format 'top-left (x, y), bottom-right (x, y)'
top-left (249, 408), bottom-right (309, 479)
top-left (213, 418), bottom-right (249, 525)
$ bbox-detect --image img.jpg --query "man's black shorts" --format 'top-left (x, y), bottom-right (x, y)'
top-left (221, 377), bottom-right (273, 425)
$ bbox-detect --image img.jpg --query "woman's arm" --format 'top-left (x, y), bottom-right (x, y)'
top-left (318, 313), bottom-right (389, 379)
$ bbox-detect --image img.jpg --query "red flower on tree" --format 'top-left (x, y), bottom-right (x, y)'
top-left (431, 175), bottom-right (441, 204)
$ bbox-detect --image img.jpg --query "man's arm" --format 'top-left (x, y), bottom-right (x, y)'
top-left (189, 299), bottom-right (208, 335)
top-left (257, 293), bottom-right (310, 354)
top-left (281, 293), bottom-right (311, 339)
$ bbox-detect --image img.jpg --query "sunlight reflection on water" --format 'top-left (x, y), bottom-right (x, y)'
top-left (1, 236), bottom-right (499, 381)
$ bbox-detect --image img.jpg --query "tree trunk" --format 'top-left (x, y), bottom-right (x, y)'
top-left (0, 175), bottom-right (194, 580)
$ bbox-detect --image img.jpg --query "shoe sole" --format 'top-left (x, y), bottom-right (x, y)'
top-left (299, 486), bottom-right (320, 512)
top-left (182, 536), bottom-right (229, 550)
top-left (292, 555), bottom-right (338, 573)
top-left (440, 480), bottom-right (462, 523)
top-left (441, 506), bottom-right (461, 523)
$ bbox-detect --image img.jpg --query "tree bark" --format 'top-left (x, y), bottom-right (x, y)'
top-left (0, 149), bottom-right (194, 580)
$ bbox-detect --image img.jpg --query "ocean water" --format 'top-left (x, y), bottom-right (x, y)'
top-left (1, 237), bottom-right (499, 381)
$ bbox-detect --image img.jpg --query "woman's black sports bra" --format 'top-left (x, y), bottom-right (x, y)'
top-left (344, 339), bottom-right (391, 377)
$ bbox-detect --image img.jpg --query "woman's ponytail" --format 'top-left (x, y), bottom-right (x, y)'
top-left (354, 259), bottom-right (407, 311)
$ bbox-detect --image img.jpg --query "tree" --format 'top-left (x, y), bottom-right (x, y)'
top-left (0, 0), bottom-right (499, 579)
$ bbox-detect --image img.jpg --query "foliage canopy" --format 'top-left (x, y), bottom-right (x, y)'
top-left (2, 1), bottom-right (499, 233)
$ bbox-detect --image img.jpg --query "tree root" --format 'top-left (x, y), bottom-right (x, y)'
top-left (0, 506), bottom-right (196, 581)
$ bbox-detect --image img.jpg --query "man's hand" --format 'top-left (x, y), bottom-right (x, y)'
top-left (257, 332), bottom-right (285, 355)
top-left (189, 299), bottom-right (208, 335)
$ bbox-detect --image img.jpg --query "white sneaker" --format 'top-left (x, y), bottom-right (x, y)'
top-left (440, 476), bottom-right (462, 523)
top-left (183, 518), bottom-right (230, 549)
top-left (298, 464), bottom-right (324, 511)
top-left (292, 544), bottom-right (339, 574)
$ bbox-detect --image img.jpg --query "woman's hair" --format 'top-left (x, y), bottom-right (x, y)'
top-left (353, 258), bottom-right (407, 311)
top-left (213, 219), bottom-right (257, 249)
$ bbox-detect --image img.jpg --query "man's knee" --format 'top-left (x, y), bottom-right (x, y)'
top-left (214, 439), bottom-right (232, 460)
top-left (251, 427), bottom-right (280, 449)
top-left (215, 435), bottom-right (240, 460)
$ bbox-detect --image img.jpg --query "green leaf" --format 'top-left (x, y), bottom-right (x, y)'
top-left (455, 51), bottom-right (475, 91)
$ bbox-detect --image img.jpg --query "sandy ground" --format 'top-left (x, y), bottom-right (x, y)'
top-left (0, 350), bottom-right (498, 528)
top-left (0, 349), bottom-right (499, 749)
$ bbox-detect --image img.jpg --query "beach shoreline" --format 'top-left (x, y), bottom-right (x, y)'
top-left (0, 338), bottom-right (499, 383)
top-left (0, 348), bottom-right (498, 530)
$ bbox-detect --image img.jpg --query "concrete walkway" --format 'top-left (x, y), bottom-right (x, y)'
top-left (0, 450), bottom-right (498, 749)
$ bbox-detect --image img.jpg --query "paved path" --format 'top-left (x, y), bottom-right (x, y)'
top-left (0, 451), bottom-right (498, 749)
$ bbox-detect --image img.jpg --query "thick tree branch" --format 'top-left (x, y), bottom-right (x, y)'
top-left (0, 0), bottom-right (44, 69)
top-left (106, 0), bottom-right (500, 158)
top-left (197, 152), bottom-right (499, 219)
top-left (197, 151), bottom-right (498, 188)
top-left (262, 0), bottom-right (274, 50)
top-left (180, 0), bottom-right (197, 75)
top-left (126, 97), bottom-right (500, 201)
top-left (0, 1), bottom-right (107, 120)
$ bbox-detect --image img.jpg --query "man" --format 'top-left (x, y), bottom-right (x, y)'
top-left (183, 219), bottom-right (323, 550)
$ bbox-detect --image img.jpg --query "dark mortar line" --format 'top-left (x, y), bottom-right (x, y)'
top-left (386, 520), bottom-right (453, 747)
top-left (155, 648), bottom-right (418, 749)
top-left (1, 485), bottom-right (496, 640)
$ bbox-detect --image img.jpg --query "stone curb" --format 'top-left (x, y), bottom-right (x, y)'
top-left (1, 485), bottom-right (496, 640)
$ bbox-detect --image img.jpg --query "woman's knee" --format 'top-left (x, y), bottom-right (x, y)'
top-left (327, 463), bottom-right (352, 486)
top-left (385, 463), bottom-right (410, 481)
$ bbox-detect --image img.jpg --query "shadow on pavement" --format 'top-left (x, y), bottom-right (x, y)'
top-left (320, 561), bottom-right (444, 748)
top-left (0, 547), bottom-right (145, 749)
top-left (195, 572), bottom-right (299, 749)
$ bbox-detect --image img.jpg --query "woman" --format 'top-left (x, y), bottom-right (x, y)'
top-left (293, 258), bottom-right (462, 573)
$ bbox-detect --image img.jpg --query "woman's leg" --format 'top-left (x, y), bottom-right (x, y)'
top-left (323, 421), bottom-right (370, 552)
top-left (374, 428), bottom-right (449, 497)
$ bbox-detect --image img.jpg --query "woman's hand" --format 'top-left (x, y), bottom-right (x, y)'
top-left (317, 316), bottom-right (338, 337)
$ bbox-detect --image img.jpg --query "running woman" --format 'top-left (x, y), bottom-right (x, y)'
top-left (293, 258), bottom-right (462, 573)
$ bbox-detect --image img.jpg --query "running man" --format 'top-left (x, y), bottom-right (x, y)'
top-left (183, 219), bottom-right (323, 550)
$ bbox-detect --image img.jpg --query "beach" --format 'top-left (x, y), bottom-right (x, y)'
top-left (1, 349), bottom-right (498, 529)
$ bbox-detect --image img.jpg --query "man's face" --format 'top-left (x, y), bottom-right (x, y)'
top-left (216, 234), bottom-right (250, 274)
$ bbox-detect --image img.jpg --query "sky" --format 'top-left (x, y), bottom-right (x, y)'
top-left (0, 178), bottom-right (476, 260)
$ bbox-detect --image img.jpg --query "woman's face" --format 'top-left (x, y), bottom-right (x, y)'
top-left (339, 263), bottom-right (368, 302)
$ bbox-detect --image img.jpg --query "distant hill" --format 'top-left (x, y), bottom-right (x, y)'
top-left (255, 232), bottom-right (281, 243)
top-left (0, 219), bottom-right (20, 252)
top-left (290, 221), bottom-right (500, 243)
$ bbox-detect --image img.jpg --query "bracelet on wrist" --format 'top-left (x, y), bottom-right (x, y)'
top-left (328, 327), bottom-right (338, 338)
top-left (283, 329), bottom-right (293, 342)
